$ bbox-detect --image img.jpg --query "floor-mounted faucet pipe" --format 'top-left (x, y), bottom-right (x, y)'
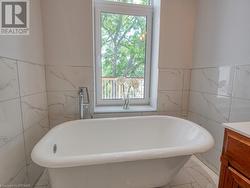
top-left (79, 87), bottom-right (90, 119)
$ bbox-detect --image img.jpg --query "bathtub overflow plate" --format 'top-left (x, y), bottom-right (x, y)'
top-left (53, 144), bottom-right (57, 154)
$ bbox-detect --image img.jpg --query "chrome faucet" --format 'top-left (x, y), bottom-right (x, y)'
top-left (79, 87), bottom-right (91, 119)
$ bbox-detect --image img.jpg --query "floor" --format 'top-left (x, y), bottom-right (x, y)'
top-left (34, 156), bottom-right (218, 188)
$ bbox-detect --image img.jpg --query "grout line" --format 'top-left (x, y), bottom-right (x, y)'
top-left (188, 69), bottom-right (192, 91)
top-left (192, 65), bottom-right (231, 70)
top-left (158, 90), bottom-right (183, 93)
top-left (181, 69), bottom-right (185, 116)
top-left (16, 59), bottom-right (30, 182)
top-left (230, 96), bottom-right (250, 101)
top-left (20, 91), bottom-right (47, 98)
top-left (0, 91), bottom-right (48, 104)
top-left (0, 55), bottom-right (95, 68)
top-left (228, 65), bottom-right (237, 122)
top-left (190, 89), bottom-right (250, 102)
top-left (185, 69), bottom-right (192, 118)
top-left (33, 169), bottom-right (46, 188)
top-left (189, 80), bottom-right (250, 102)
top-left (158, 67), bottom-right (192, 71)
top-left (191, 63), bottom-right (250, 70)
top-left (18, 60), bottom-right (45, 67)
top-left (0, 55), bottom-right (44, 66)
top-left (6, 164), bottom-right (27, 185)
top-left (45, 64), bottom-right (93, 68)
top-left (44, 65), bottom-right (51, 129)
top-left (189, 89), bottom-right (229, 98)
top-left (0, 96), bottom-right (20, 103)
top-left (46, 89), bottom-right (94, 93)
top-left (158, 66), bottom-right (192, 70)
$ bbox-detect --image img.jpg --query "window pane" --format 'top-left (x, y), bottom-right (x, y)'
top-left (104, 0), bottom-right (150, 5)
top-left (101, 12), bottom-right (147, 100)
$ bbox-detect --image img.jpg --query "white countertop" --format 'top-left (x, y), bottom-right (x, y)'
top-left (223, 122), bottom-right (250, 138)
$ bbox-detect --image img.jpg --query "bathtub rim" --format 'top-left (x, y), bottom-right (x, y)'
top-left (31, 115), bottom-right (215, 168)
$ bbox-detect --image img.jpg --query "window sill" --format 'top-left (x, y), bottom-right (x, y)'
top-left (94, 105), bottom-right (157, 113)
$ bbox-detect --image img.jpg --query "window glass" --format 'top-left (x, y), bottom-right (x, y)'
top-left (101, 12), bottom-right (147, 100)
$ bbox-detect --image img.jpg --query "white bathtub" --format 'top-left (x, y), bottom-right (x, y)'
top-left (31, 116), bottom-right (214, 188)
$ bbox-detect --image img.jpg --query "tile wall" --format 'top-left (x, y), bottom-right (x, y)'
top-left (45, 66), bottom-right (191, 127)
top-left (46, 65), bottom-right (94, 127)
top-left (188, 64), bottom-right (250, 173)
top-left (0, 57), bottom-right (49, 186)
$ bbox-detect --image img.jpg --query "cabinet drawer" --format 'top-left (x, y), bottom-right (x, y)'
top-left (225, 167), bottom-right (250, 188)
top-left (223, 129), bottom-right (250, 178)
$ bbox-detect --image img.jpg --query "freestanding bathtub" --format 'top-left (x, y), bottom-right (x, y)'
top-left (31, 116), bottom-right (214, 188)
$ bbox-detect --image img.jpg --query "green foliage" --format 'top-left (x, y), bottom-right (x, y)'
top-left (101, 12), bottom-right (147, 78)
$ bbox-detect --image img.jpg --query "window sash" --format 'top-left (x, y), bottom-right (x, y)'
top-left (95, 0), bottom-right (152, 8)
top-left (94, 0), bottom-right (153, 106)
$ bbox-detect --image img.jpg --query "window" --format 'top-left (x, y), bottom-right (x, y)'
top-left (94, 0), bottom-right (153, 106)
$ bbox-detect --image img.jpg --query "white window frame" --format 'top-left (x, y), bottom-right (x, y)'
top-left (94, 0), bottom-right (153, 106)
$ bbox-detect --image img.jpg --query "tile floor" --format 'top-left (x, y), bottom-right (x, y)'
top-left (34, 156), bottom-right (218, 188)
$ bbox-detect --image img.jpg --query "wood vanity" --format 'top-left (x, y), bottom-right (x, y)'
top-left (219, 123), bottom-right (250, 188)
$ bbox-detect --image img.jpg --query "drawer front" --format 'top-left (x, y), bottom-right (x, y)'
top-left (223, 129), bottom-right (250, 178)
top-left (225, 167), bottom-right (250, 188)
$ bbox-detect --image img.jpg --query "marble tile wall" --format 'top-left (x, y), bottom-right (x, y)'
top-left (46, 65), bottom-right (94, 127)
top-left (188, 64), bottom-right (250, 174)
top-left (4, 56), bottom-right (246, 185)
top-left (0, 56), bottom-right (49, 187)
top-left (45, 66), bottom-right (191, 127)
top-left (158, 69), bottom-right (191, 118)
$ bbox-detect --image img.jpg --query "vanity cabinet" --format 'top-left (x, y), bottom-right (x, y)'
top-left (219, 129), bottom-right (250, 188)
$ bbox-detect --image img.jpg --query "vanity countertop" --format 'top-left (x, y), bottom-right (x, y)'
top-left (223, 122), bottom-right (250, 138)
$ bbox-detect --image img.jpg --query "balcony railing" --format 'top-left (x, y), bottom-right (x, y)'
top-left (102, 77), bottom-right (144, 99)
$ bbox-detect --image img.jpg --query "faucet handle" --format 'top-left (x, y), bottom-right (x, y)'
top-left (79, 87), bottom-right (90, 104)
